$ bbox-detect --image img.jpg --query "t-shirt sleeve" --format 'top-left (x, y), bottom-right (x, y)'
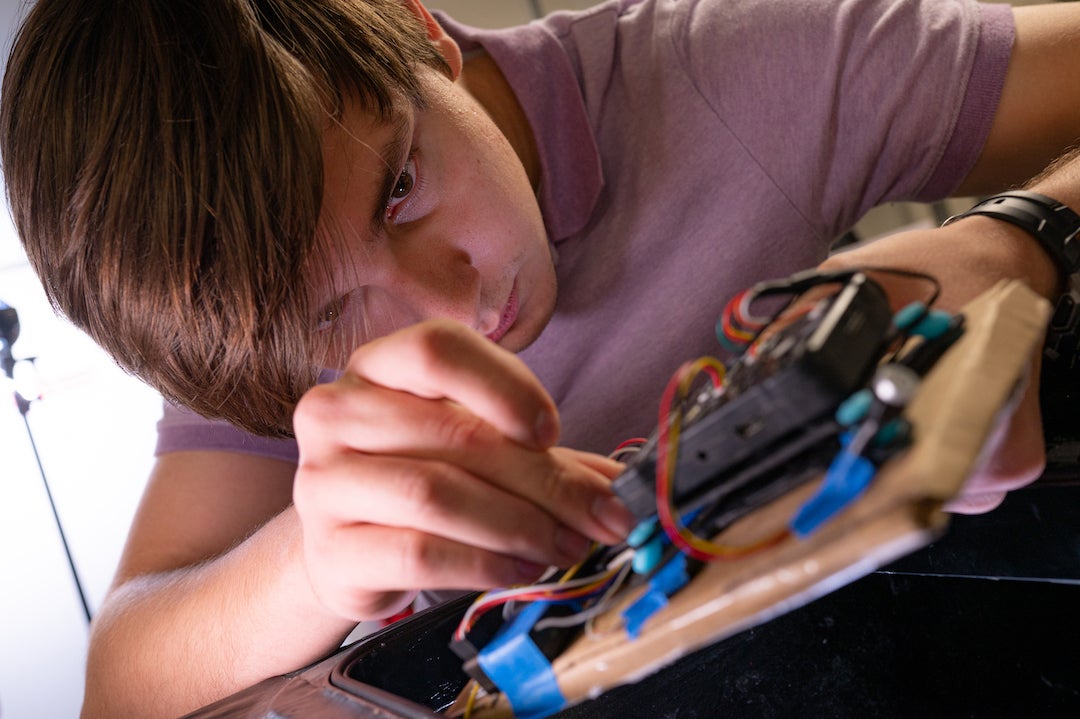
top-left (155, 400), bottom-right (300, 464)
top-left (673, 0), bottom-right (1014, 234)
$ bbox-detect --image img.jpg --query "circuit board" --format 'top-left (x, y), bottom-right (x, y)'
top-left (446, 276), bottom-right (1050, 719)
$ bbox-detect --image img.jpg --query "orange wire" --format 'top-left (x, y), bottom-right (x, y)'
top-left (655, 356), bottom-right (790, 560)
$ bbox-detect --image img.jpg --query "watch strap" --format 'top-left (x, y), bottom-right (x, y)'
top-left (943, 190), bottom-right (1080, 279)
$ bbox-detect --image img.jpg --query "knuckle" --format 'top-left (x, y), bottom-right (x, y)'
top-left (291, 473), bottom-right (313, 512)
top-left (433, 409), bottom-right (496, 451)
top-left (413, 319), bottom-right (467, 358)
top-left (291, 464), bottom-right (324, 513)
top-left (394, 464), bottom-right (452, 519)
top-left (293, 382), bottom-right (345, 436)
top-left (466, 552), bottom-right (511, 588)
top-left (393, 531), bottom-right (441, 584)
top-left (543, 461), bottom-right (593, 509)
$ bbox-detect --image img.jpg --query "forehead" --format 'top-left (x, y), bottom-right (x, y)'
top-left (308, 97), bottom-right (413, 286)
top-left (320, 95), bottom-right (412, 173)
top-left (319, 97), bottom-right (413, 221)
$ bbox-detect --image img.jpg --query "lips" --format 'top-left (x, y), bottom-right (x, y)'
top-left (485, 284), bottom-right (519, 343)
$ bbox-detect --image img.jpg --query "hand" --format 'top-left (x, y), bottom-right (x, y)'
top-left (291, 319), bottom-right (635, 621)
top-left (820, 217), bottom-right (1057, 513)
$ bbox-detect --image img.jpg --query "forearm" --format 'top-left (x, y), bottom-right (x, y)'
top-left (81, 507), bottom-right (357, 719)
top-left (935, 145), bottom-right (1080, 306)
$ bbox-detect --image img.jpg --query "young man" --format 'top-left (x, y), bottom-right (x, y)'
top-left (1, 0), bottom-right (1077, 716)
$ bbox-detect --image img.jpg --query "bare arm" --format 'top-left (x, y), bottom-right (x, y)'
top-left (823, 0), bottom-right (1080, 509)
top-left (82, 322), bottom-right (634, 718)
top-left (957, 3), bottom-right (1080, 196)
top-left (818, 4), bottom-right (1080, 513)
top-left (81, 452), bottom-right (356, 718)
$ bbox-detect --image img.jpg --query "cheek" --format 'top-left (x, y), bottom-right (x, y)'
top-left (446, 164), bottom-right (543, 265)
top-left (319, 289), bottom-right (425, 365)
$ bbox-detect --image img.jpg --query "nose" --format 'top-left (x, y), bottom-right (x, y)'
top-left (380, 234), bottom-right (482, 329)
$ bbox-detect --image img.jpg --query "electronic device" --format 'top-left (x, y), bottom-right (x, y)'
top-left (611, 271), bottom-right (893, 521)
top-left (181, 275), bottom-right (1053, 719)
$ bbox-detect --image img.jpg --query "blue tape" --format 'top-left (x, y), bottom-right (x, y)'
top-left (476, 602), bottom-right (566, 719)
top-left (622, 554), bottom-right (690, 639)
top-left (790, 450), bottom-right (876, 538)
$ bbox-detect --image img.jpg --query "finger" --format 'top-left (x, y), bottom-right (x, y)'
top-left (295, 452), bottom-right (595, 568)
top-left (948, 357), bottom-right (1047, 513)
top-left (552, 447), bottom-right (626, 480)
top-left (344, 319), bottom-right (559, 449)
top-left (310, 524), bottom-right (549, 609)
top-left (295, 382), bottom-right (635, 544)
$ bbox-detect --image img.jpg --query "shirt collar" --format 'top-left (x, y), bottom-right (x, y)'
top-left (436, 12), bottom-right (604, 243)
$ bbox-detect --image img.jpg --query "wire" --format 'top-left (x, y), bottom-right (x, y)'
top-left (452, 266), bottom-right (946, 667)
top-left (7, 374), bottom-right (93, 626)
top-left (654, 356), bottom-right (790, 561)
top-left (609, 437), bottom-right (648, 462)
top-left (718, 265), bottom-right (941, 358)
top-left (462, 680), bottom-right (481, 719)
top-left (454, 558), bottom-right (628, 641)
top-left (532, 560), bottom-right (634, 633)
top-left (860, 265), bottom-right (941, 307)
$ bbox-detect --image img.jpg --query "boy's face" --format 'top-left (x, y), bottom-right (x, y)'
top-left (314, 66), bottom-right (556, 364)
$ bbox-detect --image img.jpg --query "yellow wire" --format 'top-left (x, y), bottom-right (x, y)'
top-left (557, 544), bottom-right (599, 584)
top-left (726, 324), bottom-right (757, 342)
top-left (462, 680), bottom-right (480, 719)
top-left (663, 357), bottom-right (787, 558)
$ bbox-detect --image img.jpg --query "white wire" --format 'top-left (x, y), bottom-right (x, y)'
top-left (532, 561), bottom-right (634, 633)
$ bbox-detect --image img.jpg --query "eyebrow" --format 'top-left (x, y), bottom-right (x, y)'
top-left (368, 109), bottom-right (413, 236)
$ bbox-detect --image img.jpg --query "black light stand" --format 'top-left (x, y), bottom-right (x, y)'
top-left (1, 299), bottom-right (92, 625)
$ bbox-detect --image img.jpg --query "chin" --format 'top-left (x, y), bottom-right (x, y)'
top-left (509, 300), bottom-right (555, 353)
top-left (499, 325), bottom-right (539, 353)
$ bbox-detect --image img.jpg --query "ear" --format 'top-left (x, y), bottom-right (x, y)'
top-left (400, 0), bottom-right (463, 79)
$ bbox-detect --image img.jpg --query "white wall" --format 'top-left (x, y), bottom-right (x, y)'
top-left (0, 0), bottom-right (162, 714)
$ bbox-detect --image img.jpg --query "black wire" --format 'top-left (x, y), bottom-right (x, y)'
top-left (16, 392), bottom-right (93, 625)
top-left (741, 266), bottom-right (942, 354)
top-left (856, 264), bottom-right (942, 306)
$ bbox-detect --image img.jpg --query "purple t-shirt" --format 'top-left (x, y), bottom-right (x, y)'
top-left (157, 0), bottom-right (1012, 461)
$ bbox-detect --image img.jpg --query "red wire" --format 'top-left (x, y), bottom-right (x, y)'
top-left (654, 363), bottom-right (720, 562)
top-left (654, 360), bottom-right (790, 562)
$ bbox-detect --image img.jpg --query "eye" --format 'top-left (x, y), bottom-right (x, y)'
top-left (386, 154), bottom-right (418, 218)
top-left (316, 295), bottom-right (348, 332)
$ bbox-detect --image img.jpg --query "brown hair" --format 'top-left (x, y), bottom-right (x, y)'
top-left (0, 0), bottom-right (450, 437)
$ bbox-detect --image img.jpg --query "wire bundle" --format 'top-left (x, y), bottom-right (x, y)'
top-left (452, 266), bottom-right (952, 715)
top-left (654, 356), bottom-right (791, 561)
top-left (453, 553), bottom-right (633, 642)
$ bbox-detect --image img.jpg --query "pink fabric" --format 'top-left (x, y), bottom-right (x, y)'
top-left (157, 0), bottom-right (1013, 459)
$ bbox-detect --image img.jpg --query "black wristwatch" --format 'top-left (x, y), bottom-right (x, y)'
top-left (944, 190), bottom-right (1080, 369)
top-left (943, 190), bottom-right (1080, 279)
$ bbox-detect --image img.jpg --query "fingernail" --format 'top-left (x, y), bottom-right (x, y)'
top-left (534, 409), bottom-right (559, 447)
top-left (592, 494), bottom-right (635, 540)
top-left (555, 525), bottom-right (592, 563)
